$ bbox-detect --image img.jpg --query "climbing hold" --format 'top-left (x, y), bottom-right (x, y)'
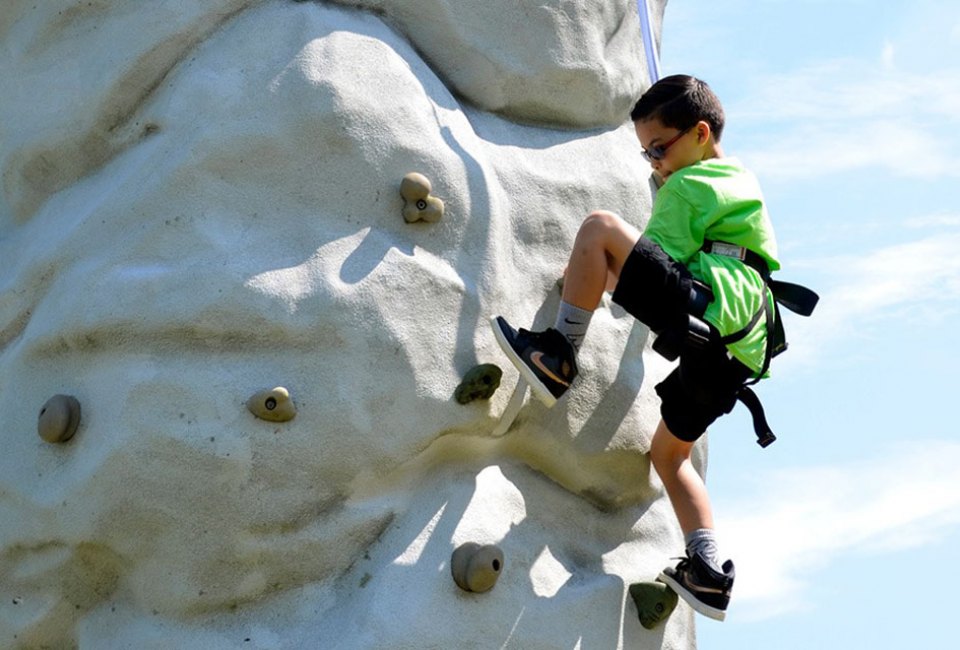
top-left (454, 364), bottom-right (503, 404)
top-left (399, 172), bottom-right (444, 223)
top-left (37, 394), bottom-right (81, 443)
top-left (629, 581), bottom-right (678, 630)
top-left (451, 543), bottom-right (504, 593)
top-left (246, 387), bottom-right (297, 423)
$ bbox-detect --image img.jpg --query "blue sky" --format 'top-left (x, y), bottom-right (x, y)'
top-left (656, 1), bottom-right (960, 647)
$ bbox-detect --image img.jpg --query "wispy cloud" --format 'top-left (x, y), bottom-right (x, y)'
top-left (778, 228), bottom-right (960, 369)
top-left (904, 212), bottom-right (960, 228)
top-left (718, 440), bottom-right (960, 620)
top-left (731, 62), bottom-right (960, 181)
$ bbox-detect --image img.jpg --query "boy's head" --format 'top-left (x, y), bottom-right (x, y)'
top-left (630, 75), bottom-right (726, 180)
top-left (631, 75), bottom-right (725, 140)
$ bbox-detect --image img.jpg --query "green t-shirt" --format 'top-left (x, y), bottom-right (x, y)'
top-left (643, 157), bottom-right (780, 374)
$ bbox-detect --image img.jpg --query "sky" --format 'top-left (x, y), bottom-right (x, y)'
top-left (655, 1), bottom-right (960, 647)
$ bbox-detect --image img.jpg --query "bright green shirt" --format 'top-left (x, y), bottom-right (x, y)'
top-left (643, 157), bottom-right (780, 374)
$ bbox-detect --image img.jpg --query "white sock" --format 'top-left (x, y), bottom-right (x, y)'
top-left (685, 528), bottom-right (723, 572)
top-left (554, 301), bottom-right (593, 350)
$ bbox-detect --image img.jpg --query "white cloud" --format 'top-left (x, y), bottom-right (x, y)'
top-left (718, 440), bottom-right (960, 621)
top-left (881, 41), bottom-right (895, 69)
top-left (778, 230), bottom-right (960, 368)
top-left (743, 118), bottom-right (955, 181)
top-left (730, 63), bottom-right (960, 181)
top-left (904, 212), bottom-right (960, 228)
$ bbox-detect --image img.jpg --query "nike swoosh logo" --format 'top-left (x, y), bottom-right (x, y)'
top-left (530, 351), bottom-right (571, 387)
top-left (681, 577), bottom-right (728, 595)
top-left (563, 318), bottom-right (583, 325)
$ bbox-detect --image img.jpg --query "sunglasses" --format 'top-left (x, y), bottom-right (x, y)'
top-left (641, 125), bottom-right (695, 163)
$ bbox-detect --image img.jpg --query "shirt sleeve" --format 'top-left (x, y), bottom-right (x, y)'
top-left (642, 182), bottom-right (706, 264)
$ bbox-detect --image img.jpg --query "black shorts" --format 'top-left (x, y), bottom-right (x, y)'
top-left (612, 237), bottom-right (753, 441)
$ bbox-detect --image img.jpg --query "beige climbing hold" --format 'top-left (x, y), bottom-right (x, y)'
top-left (246, 387), bottom-right (297, 423)
top-left (400, 172), bottom-right (444, 223)
top-left (37, 394), bottom-right (81, 443)
top-left (451, 543), bottom-right (504, 593)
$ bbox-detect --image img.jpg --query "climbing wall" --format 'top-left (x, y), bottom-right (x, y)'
top-left (0, 0), bottom-right (698, 647)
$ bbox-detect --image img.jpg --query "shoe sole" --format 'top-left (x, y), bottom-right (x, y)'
top-left (657, 571), bottom-right (727, 622)
top-left (491, 316), bottom-right (557, 408)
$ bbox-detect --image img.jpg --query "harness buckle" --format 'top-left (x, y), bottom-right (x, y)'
top-left (706, 241), bottom-right (747, 261)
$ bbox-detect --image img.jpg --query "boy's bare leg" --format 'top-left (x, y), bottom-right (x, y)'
top-left (651, 419), bottom-right (734, 621)
top-left (490, 210), bottom-right (639, 405)
top-left (561, 210), bottom-right (641, 311)
top-left (649, 419), bottom-right (714, 535)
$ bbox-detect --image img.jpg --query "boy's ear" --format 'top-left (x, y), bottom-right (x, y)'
top-left (695, 120), bottom-right (711, 144)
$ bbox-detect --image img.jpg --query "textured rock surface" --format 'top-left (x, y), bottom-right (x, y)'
top-left (0, 0), bottom-right (697, 647)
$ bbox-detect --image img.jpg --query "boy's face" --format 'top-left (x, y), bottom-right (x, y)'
top-left (634, 118), bottom-right (706, 182)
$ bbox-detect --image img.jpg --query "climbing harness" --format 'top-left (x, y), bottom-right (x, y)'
top-left (652, 242), bottom-right (819, 447)
top-left (703, 240), bottom-right (818, 447)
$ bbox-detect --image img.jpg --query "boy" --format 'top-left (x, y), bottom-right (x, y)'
top-left (492, 75), bottom-right (780, 621)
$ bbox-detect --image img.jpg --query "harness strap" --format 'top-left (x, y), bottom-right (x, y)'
top-left (702, 240), bottom-right (820, 316)
top-left (737, 386), bottom-right (777, 448)
top-left (746, 285), bottom-right (776, 385)
top-left (700, 240), bottom-right (820, 448)
top-left (702, 240), bottom-right (771, 279)
top-left (718, 307), bottom-right (763, 346)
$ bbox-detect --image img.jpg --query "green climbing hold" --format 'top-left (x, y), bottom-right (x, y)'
top-left (454, 364), bottom-right (503, 404)
top-left (629, 581), bottom-right (678, 630)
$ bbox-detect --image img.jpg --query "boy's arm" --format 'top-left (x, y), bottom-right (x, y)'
top-left (643, 186), bottom-right (704, 264)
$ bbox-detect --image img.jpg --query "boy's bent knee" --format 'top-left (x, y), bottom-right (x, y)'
top-left (578, 211), bottom-right (640, 259)
top-left (582, 210), bottom-right (623, 232)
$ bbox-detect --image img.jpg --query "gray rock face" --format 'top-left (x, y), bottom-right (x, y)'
top-left (0, 1), bottom-right (695, 648)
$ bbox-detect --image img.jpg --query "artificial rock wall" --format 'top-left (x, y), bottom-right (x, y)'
top-left (0, 0), bottom-right (700, 648)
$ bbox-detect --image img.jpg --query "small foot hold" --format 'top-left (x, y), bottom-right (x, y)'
top-left (455, 364), bottom-right (503, 404)
top-left (247, 387), bottom-right (297, 422)
top-left (451, 543), bottom-right (504, 593)
top-left (38, 394), bottom-right (81, 443)
top-left (629, 581), bottom-right (678, 630)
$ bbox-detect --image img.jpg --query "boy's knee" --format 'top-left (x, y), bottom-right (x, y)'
top-left (583, 210), bottom-right (622, 232)
top-left (578, 210), bottom-right (632, 249)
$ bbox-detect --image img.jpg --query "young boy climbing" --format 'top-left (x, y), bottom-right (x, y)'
top-left (493, 75), bottom-right (782, 621)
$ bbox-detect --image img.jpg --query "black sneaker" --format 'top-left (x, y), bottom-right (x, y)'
top-left (491, 316), bottom-right (578, 407)
top-left (657, 553), bottom-right (734, 621)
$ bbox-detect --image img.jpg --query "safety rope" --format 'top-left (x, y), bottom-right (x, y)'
top-left (637, 0), bottom-right (661, 82)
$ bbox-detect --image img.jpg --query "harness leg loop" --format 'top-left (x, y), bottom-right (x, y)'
top-left (737, 387), bottom-right (776, 448)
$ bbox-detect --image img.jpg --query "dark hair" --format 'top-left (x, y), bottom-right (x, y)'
top-left (630, 75), bottom-right (725, 142)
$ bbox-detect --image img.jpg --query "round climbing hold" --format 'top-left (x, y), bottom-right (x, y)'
top-left (399, 172), bottom-right (444, 223)
top-left (454, 364), bottom-right (503, 404)
top-left (37, 394), bottom-right (81, 443)
top-left (451, 542), bottom-right (504, 593)
top-left (246, 387), bottom-right (296, 423)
